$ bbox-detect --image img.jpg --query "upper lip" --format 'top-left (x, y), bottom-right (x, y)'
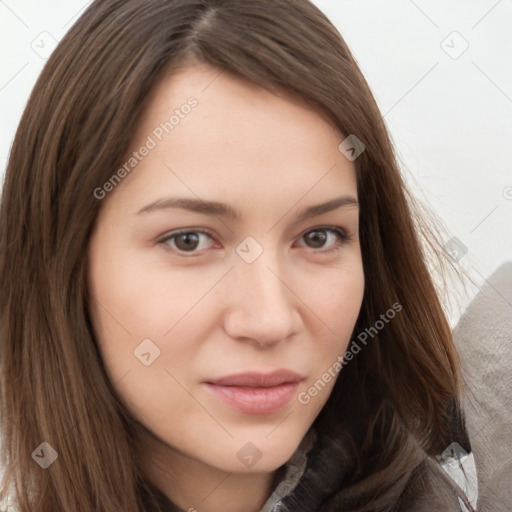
top-left (205, 370), bottom-right (304, 388)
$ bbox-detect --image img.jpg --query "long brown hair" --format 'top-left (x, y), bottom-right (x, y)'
top-left (0, 1), bottom-right (463, 510)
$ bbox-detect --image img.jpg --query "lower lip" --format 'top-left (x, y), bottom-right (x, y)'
top-left (203, 382), bottom-right (300, 414)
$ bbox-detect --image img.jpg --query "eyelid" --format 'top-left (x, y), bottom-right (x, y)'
top-left (158, 228), bottom-right (218, 251)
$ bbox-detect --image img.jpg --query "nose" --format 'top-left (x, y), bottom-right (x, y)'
top-left (223, 253), bottom-right (301, 348)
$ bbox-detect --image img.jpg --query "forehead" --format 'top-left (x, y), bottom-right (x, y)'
top-left (108, 64), bottom-right (357, 213)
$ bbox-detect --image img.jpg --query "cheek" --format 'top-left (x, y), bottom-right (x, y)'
top-left (87, 255), bottom-right (202, 422)
top-left (325, 271), bottom-right (364, 331)
top-left (87, 243), bottom-right (220, 395)
top-left (301, 259), bottom-right (365, 382)
top-left (308, 257), bottom-right (365, 337)
top-left (89, 244), bottom-right (213, 337)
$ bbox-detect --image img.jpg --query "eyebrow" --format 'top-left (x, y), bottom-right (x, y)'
top-left (136, 195), bottom-right (359, 223)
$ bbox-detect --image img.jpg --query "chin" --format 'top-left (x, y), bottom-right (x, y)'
top-left (202, 426), bottom-right (309, 474)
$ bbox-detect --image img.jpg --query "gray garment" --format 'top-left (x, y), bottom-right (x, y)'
top-left (259, 429), bottom-right (316, 512)
top-left (454, 261), bottom-right (512, 511)
top-left (256, 426), bottom-right (476, 512)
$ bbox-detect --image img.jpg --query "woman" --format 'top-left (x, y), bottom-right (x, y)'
top-left (0, 1), bottom-right (477, 511)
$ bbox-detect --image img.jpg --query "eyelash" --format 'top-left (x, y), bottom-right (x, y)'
top-left (157, 226), bottom-right (352, 256)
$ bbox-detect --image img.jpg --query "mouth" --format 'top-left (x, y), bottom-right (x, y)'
top-left (202, 370), bottom-right (304, 415)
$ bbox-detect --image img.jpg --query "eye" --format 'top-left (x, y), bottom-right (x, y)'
top-left (159, 229), bottom-right (216, 253)
top-left (157, 226), bottom-right (352, 256)
top-left (296, 227), bottom-right (351, 252)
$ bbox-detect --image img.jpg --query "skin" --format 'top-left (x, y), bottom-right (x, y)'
top-left (87, 63), bottom-right (365, 512)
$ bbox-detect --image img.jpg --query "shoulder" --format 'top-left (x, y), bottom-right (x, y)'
top-left (454, 261), bottom-right (512, 511)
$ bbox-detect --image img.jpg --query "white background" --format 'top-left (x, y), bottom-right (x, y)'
top-left (1, 0), bottom-right (511, 324)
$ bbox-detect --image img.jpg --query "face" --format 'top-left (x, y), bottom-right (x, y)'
top-left (87, 63), bottom-right (364, 477)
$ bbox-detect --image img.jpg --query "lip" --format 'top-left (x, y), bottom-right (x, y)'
top-left (202, 370), bottom-right (304, 415)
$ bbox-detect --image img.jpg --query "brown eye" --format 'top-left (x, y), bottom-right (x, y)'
top-left (174, 232), bottom-right (200, 251)
top-left (160, 230), bottom-right (215, 253)
top-left (304, 230), bottom-right (328, 248)
top-left (299, 227), bottom-right (350, 251)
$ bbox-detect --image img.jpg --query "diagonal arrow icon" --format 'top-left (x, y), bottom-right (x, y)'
top-left (134, 339), bottom-right (161, 366)
top-left (237, 441), bottom-right (262, 468)
top-left (338, 134), bottom-right (365, 161)
top-left (236, 236), bottom-right (263, 263)
top-left (31, 441), bottom-right (58, 468)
